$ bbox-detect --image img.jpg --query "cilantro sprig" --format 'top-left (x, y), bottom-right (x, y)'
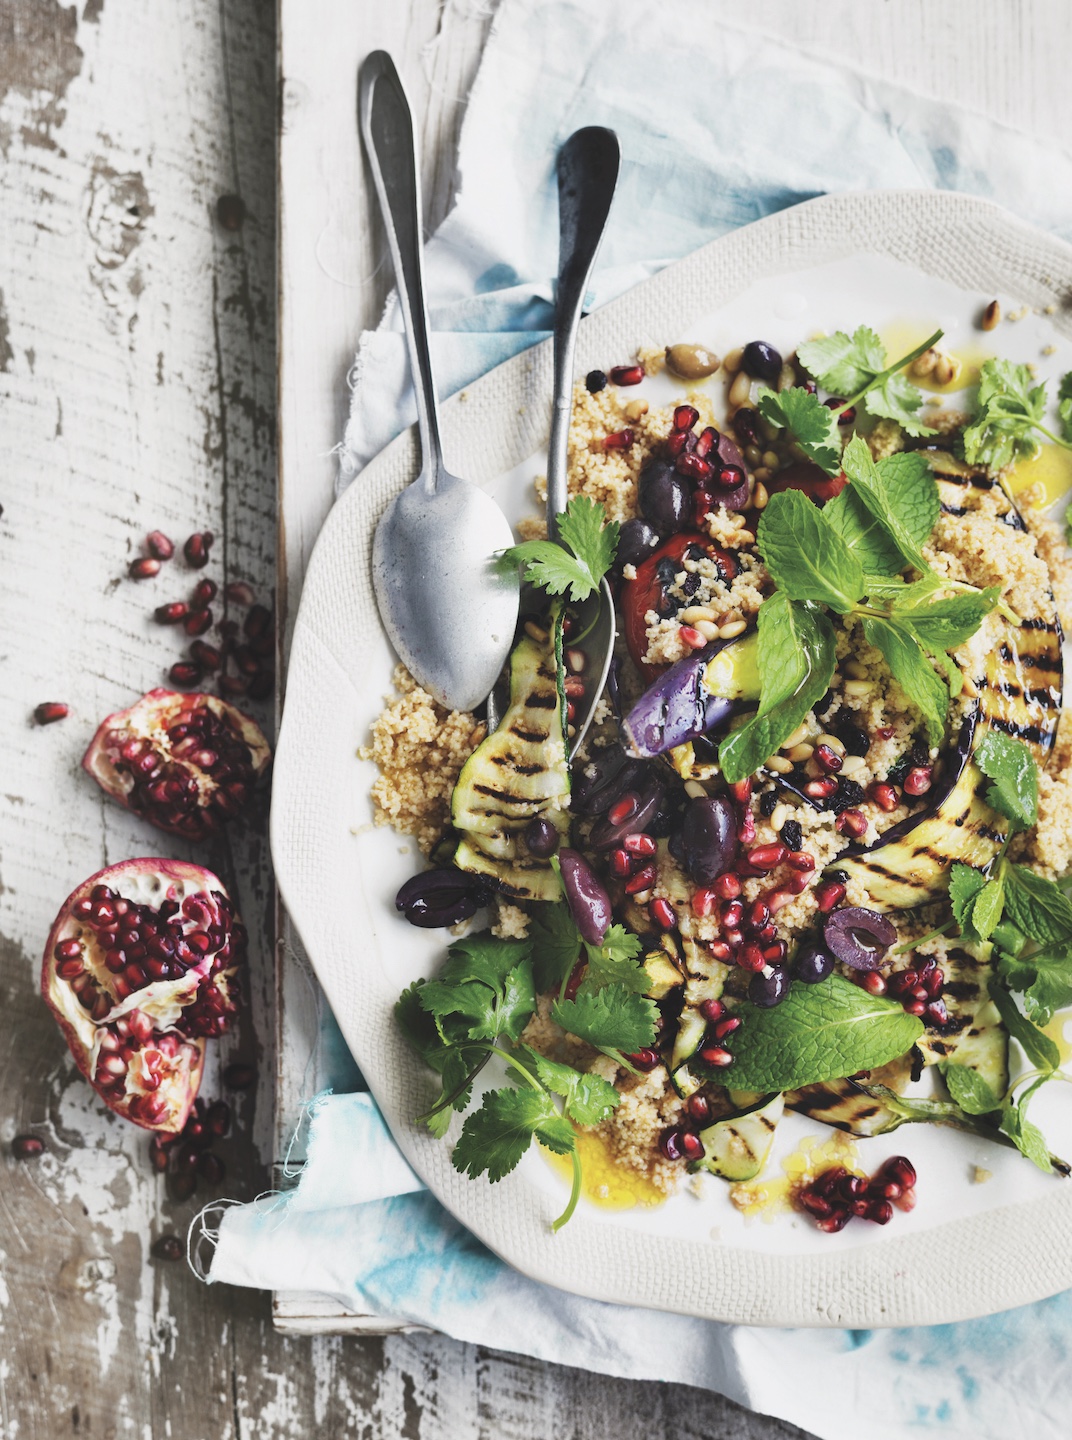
top-left (505, 495), bottom-right (618, 601)
top-left (396, 925), bottom-right (654, 1229)
top-left (962, 360), bottom-right (1072, 472)
top-left (797, 324), bottom-right (941, 438)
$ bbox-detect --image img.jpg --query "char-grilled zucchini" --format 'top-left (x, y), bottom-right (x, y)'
top-left (690, 1092), bottom-right (784, 1181)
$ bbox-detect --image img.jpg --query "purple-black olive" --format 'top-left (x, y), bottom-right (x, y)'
top-left (711, 434), bottom-right (751, 510)
top-left (395, 868), bottom-right (493, 929)
top-left (638, 457), bottom-right (690, 535)
top-left (588, 780), bottom-right (665, 851)
top-left (823, 906), bottom-right (898, 971)
top-left (794, 944), bottom-right (834, 984)
top-left (741, 341), bottom-right (783, 385)
top-left (679, 795), bottom-right (736, 885)
top-left (557, 848), bottom-right (612, 945)
top-left (524, 816), bottom-right (559, 858)
top-left (749, 967), bottom-right (791, 1007)
top-left (616, 518), bottom-right (662, 570)
top-left (571, 746), bottom-right (647, 817)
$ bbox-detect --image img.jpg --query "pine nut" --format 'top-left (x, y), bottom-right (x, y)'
top-left (718, 620), bottom-right (747, 639)
top-left (932, 353), bottom-right (960, 386)
top-left (788, 743), bottom-right (815, 763)
top-left (524, 621), bottom-right (549, 644)
top-left (752, 481), bottom-right (769, 510)
top-left (680, 605), bottom-right (717, 624)
top-left (843, 660), bottom-right (869, 680)
top-left (684, 780), bottom-right (707, 799)
top-left (766, 755), bottom-right (793, 774)
top-left (625, 398), bottom-right (649, 421)
top-left (770, 803), bottom-right (789, 832)
top-left (815, 733), bottom-right (845, 755)
top-left (565, 647), bottom-right (586, 673)
top-left (753, 467), bottom-right (770, 482)
top-left (981, 299), bottom-right (1001, 331)
top-left (840, 754), bottom-right (866, 776)
top-left (777, 362), bottom-right (796, 393)
top-left (782, 722), bottom-right (809, 750)
top-left (729, 371), bottom-right (752, 408)
top-left (761, 450), bottom-right (780, 470)
top-left (723, 347), bottom-right (744, 374)
top-left (694, 620), bottom-right (720, 641)
top-left (844, 679), bottom-right (874, 697)
top-left (910, 348), bottom-right (938, 378)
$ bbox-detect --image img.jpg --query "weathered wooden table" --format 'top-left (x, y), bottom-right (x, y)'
top-left (4, 1), bottom-right (1070, 1434)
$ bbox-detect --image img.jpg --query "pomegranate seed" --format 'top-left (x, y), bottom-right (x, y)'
top-left (563, 676), bottom-right (585, 699)
top-left (679, 625), bottom-right (707, 650)
top-left (815, 881), bottom-right (846, 913)
top-left (610, 848), bottom-right (632, 878)
top-left (146, 531), bottom-right (174, 560)
top-left (169, 662), bottom-right (203, 687)
top-left (184, 531), bottom-right (214, 568)
top-left (34, 702), bottom-right (68, 724)
top-left (692, 489), bottom-right (713, 525)
top-left (699, 1046), bottom-right (734, 1068)
top-left (923, 968), bottom-right (943, 997)
top-left (155, 601), bottom-right (189, 624)
top-left (798, 1190), bottom-right (833, 1218)
top-left (860, 972), bottom-right (887, 996)
top-left (603, 428), bottom-right (634, 450)
top-left (714, 872), bottom-right (741, 900)
top-left (190, 641), bottom-right (221, 671)
top-left (712, 466), bottom-right (738, 488)
top-left (835, 808), bottom-right (868, 838)
top-left (650, 898), bottom-right (676, 931)
top-left (804, 778), bottom-right (838, 800)
top-left (625, 1048), bottom-right (661, 1072)
top-left (869, 783), bottom-right (899, 811)
top-left (679, 1131), bottom-right (705, 1161)
top-left (673, 404), bottom-right (699, 431)
top-left (609, 364), bottom-right (644, 386)
top-left (763, 941), bottom-right (787, 964)
top-left (722, 928), bottom-right (743, 948)
top-left (730, 779), bottom-right (752, 806)
top-left (721, 899), bottom-right (744, 931)
top-left (129, 557), bottom-right (160, 580)
top-left (708, 941), bottom-right (733, 962)
top-left (675, 451), bottom-right (713, 483)
top-left (151, 1234), bottom-right (184, 1261)
top-left (904, 766), bottom-right (932, 796)
top-left (192, 578), bottom-right (218, 607)
top-left (625, 864), bottom-right (657, 895)
top-left (887, 969), bottom-right (917, 996)
top-left (694, 426), bottom-right (718, 459)
top-left (894, 1186), bottom-right (917, 1212)
top-left (660, 1128), bottom-right (685, 1160)
top-left (608, 794), bottom-right (638, 826)
top-left (738, 811), bottom-right (756, 845)
top-left (871, 1178), bottom-right (903, 1201)
top-left (787, 850), bottom-right (815, 872)
top-left (905, 999), bottom-right (927, 1016)
top-left (786, 872), bottom-right (812, 894)
top-left (565, 700), bottom-right (577, 723)
top-left (880, 1156), bottom-right (917, 1190)
top-left (817, 1210), bottom-right (851, 1233)
top-left (713, 1016), bottom-right (741, 1039)
top-left (747, 842), bottom-right (788, 871)
top-left (666, 429), bottom-right (689, 458)
top-left (866, 1199), bottom-right (893, 1225)
top-left (244, 605), bottom-right (272, 640)
top-left (223, 580), bottom-right (255, 606)
top-left (814, 744), bottom-right (843, 773)
top-left (184, 607), bottom-right (213, 637)
top-left (686, 1093), bottom-right (711, 1124)
top-left (767, 889), bottom-right (795, 914)
top-left (11, 1134), bottom-right (45, 1159)
top-left (738, 942), bottom-right (765, 972)
top-left (748, 900), bottom-right (770, 930)
top-left (754, 923), bottom-right (777, 944)
top-left (924, 999), bottom-right (948, 1027)
top-left (692, 887), bottom-right (718, 918)
top-left (699, 998), bottom-right (724, 1023)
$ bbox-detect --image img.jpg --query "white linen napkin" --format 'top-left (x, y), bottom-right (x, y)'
top-left (205, 4), bottom-right (1072, 1435)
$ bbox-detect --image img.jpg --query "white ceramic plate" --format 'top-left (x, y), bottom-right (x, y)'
top-left (272, 191), bottom-right (1072, 1326)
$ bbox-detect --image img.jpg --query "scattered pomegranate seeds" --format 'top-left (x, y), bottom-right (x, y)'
top-left (192, 578), bottom-right (218, 607)
top-left (860, 972), bottom-right (887, 996)
top-left (184, 531), bottom-right (214, 568)
top-left (146, 531), bottom-right (175, 560)
top-left (609, 364), bottom-right (644, 386)
top-left (673, 404), bottom-right (699, 431)
top-left (815, 880), bottom-right (846, 913)
top-left (814, 744), bottom-right (843, 774)
top-left (11, 1134), bottom-right (45, 1159)
top-left (804, 778), bottom-right (838, 800)
top-left (694, 426), bottom-right (717, 459)
top-left (869, 782), bottom-right (899, 811)
top-left (622, 831), bottom-right (656, 858)
top-left (737, 942), bottom-right (766, 972)
top-left (679, 625), bottom-right (707, 650)
top-left (190, 641), bottom-right (221, 671)
top-left (184, 607), bottom-right (213, 637)
top-left (721, 899), bottom-right (744, 931)
top-left (713, 1016), bottom-right (741, 1040)
top-left (603, 429), bottom-right (635, 450)
top-left (699, 998), bottom-right (724, 1023)
top-left (610, 848), bottom-right (632, 878)
top-left (675, 451), bottom-right (713, 483)
top-left (625, 864), bottom-right (657, 895)
top-left (33, 702), bottom-right (68, 725)
top-left (797, 1154), bottom-right (916, 1233)
top-left (625, 1048), bottom-right (661, 1072)
top-left (691, 887), bottom-right (717, 918)
top-left (129, 557), bottom-right (161, 580)
top-left (686, 1093), bottom-right (711, 1125)
top-left (747, 842), bottom-right (788, 871)
top-left (786, 850), bottom-right (815, 872)
top-left (835, 808), bottom-right (868, 838)
top-left (666, 429), bottom-right (689, 457)
top-left (650, 897), bottom-right (676, 930)
top-left (903, 766), bottom-right (933, 796)
top-left (155, 601), bottom-right (189, 625)
top-left (224, 580), bottom-right (256, 606)
top-left (169, 661), bottom-right (203, 687)
top-left (698, 1046), bottom-right (734, 1068)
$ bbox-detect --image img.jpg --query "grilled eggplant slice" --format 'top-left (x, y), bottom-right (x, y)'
top-left (690, 1092), bottom-right (784, 1181)
top-left (452, 606), bottom-right (570, 902)
top-left (913, 940), bottom-right (1009, 1098)
top-left (788, 1056), bottom-right (913, 1136)
top-left (837, 453), bottom-right (1063, 909)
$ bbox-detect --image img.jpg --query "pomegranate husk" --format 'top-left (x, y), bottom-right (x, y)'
top-left (42, 858), bottom-right (246, 1133)
top-left (82, 688), bottom-right (271, 841)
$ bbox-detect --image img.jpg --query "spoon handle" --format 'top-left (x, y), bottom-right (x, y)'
top-left (547, 127), bottom-right (621, 538)
top-left (358, 51), bottom-right (444, 489)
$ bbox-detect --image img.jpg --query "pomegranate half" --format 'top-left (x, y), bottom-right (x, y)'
top-left (82, 688), bottom-right (271, 841)
top-left (42, 858), bottom-right (246, 1132)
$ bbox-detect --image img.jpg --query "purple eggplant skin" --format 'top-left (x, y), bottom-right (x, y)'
top-left (588, 779), bottom-right (665, 851)
top-left (558, 848), bottom-right (612, 945)
top-left (621, 643), bottom-right (733, 759)
top-left (571, 744), bottom-right (646, 817)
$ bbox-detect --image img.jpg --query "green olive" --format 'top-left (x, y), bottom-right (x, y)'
top-left (665, 343), bottom-right (721, 380)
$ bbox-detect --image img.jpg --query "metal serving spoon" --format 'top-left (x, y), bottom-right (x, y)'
top-left (487, 126), bottom-right (621, 755)
top-left (358, 51), bottom-right (520, 713)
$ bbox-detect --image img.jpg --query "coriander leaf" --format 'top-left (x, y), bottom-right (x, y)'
top-left (451, 1088), bottom-right (574, 1183)
top-left (436, 934), bottom-right (533, 994)
top-left (949, 863), bottom-right (988, 931)
top-left (861, 614), bottom-right (949, 746)
top-left (522, 1048), bottom-right (621, 1126)
top-left (496, 964), bottom-right (539, 1042)
top-left (529, 902), bottom-right (583, 994)
top-left (418, 935), bottom-right (536, 1044)
top-left (503, 541), bottom-right (597, 602)
top-left (962, 359), bottom-right (1048, 472)
top-left (505, 496), bottom-right (618, 601)
top-left (552, 984), bottom-right (659, 1055)
top-left (582, 924), bottom-right (648, 995)
top-left (1058, 371), bottom-right (1072, 444)
top-left (864, 370), bottom-right (936, 437)
top-left (396, 983), bottom-right (488, 1121)
top-left (971, 877), bottom-right (1006, 942)
top-left (988, 977), bottom-right (1060, 1072)
top-left (756, 386), bottom-right (842, 476)
top-left (841, 436), bottom-right (935, 577)
top-left (975, 732), bottom-right (1039, 831)
top-left (998, 948), bottom-right (1072, 1027)
top-left (1002, 865), bottom-right (1072, 945)
top-left (718, 595), bottom-right (836, 783)
top-left (555, 494), bottom-right (619, 588)
top-left (942, 1062), bottom-right (1001, 1115)
top-left (419, 978), bottom-right (501, 1037)
top-left (756, 488), bottom-right (864, 610)
top-left (897, 588), bottom-right (1000, 652)
top-left (798, 325), bottom-right (886, 395)
top-left (713, 974), bottom-right (923, 1091)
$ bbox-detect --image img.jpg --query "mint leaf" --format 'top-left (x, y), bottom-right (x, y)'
top-left (714, 975), bottom-right (923, 1091)
top-left (998, 948), bottom-right (1072, 1027)
top-left (861, 614), bottom-right (948, 746)
top-left (718, 594), bottom-right (836, 783)
top-left (451, 1088), bottom-right (574, 1183)
top-left (872, 452), bottom-right (941, 546)
top-left (756, 489), bottom-right (863, 610)
top-left (555, 494), bottom-right (619, 587)
top-left (942, 1062), bottom-right (1001, 1115)
top-left (971, 877), bottom-right (1006, 942)
top-left (950, 863), bottom-right (988, 931)
top-left (798, 325), bottom-right (887, 395)
top-left (864, 370), bottom-right (935, 437)
top-left (897, 589), bottom-right (1000, 651)
top-left (1002, 865), bottom-right (1072, 945)
top-left (824, 486), bottom-right (906, 577)
top-left (756, 386), bottom-right (842, 476)
top-left (522, 1048), bottom-right (621, 1126)
top-left (582, 924), bottom-right (648, 995)
top-left (529, 902), bottom-right (583, 994)
top-left (975, 732), bottom-right (1039, 831)
top-left (505, 496), bottom-right (617, 601)
top-left (962, 359), bottom-right (1048, 472)
top-left (841, 436), bottom-right (935, 578)
top-left (999, 1077), bottom-right (1056, 1173)
top-left (988, 977), bottom-right (1060, 1072)
top-left (552, 985), bottom-right (658, 1055)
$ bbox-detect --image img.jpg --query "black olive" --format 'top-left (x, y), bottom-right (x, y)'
top-left (741, 340), bottom-right (783, 384)
top-left (823, 907), bottom-right (897, 970)
top-left (615, 518), bottom-right (660, 569)
top-left (749, 967), bottom-right (791, 1007)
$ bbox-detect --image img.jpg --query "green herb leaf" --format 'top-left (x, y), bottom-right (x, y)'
top-left (757, 489), bottom-right (864, 610)
top-left (715, 974), bottom-right (924, 1091)
top-left (521, 1048), bottom-right (621, 1126)
top-left (797, 325), bottom-right (937, 437)
top-left (396, 982), bottom-right (488, 1124)
top-left (860, 613), bottom-right (948, 746)
top-left (970, 877), bottom-right (1006, 942)
top-left (529, 903), bottom-right (583, 994)
top-left (987, 976), bottom-right (1061, 1072)
top-left (824, 487), bottom-right (906, 577)
top-left (974, 732), bottom-right (1039, 831)
top-left (581, 924), bottom-right (648, 995)
top-left (942, 1062), bottom-right (1002, 1115)
top-left (552, 985), bottom-right (659, 1055)
top-left (864, 370), bottom-right (935, 437)
top-left (897, 588), bottom-right (1000, 651)
top-left (756, 386), bottom-right (842, 476)
top-left (841, 436), bottom-right (936, 577)
top-left (718, 594), bottom-right (837, 783)
top-left (505, 495), bottom-right (617, 601)
top-left (417, 935), bottom-right (536, 1044)
top-left (962, 359), bottom-right (1049, 472)
top-left (949, 863), bottom-right (988, 932)
top-left (998, 948), bottom-right (1072, 1027)
top-left (1002, 865), bottom-right (1072, 946)
top-left (1058, 371), bottom-right (1072, 444)
top-left (451, 1088), bottom-right (575, 1183)
top-left (999, 1076), bottom-right (1056, 1173)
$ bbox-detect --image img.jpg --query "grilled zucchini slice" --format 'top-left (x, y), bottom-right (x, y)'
top-left (690, 1092), bottom-right (784, 1180)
